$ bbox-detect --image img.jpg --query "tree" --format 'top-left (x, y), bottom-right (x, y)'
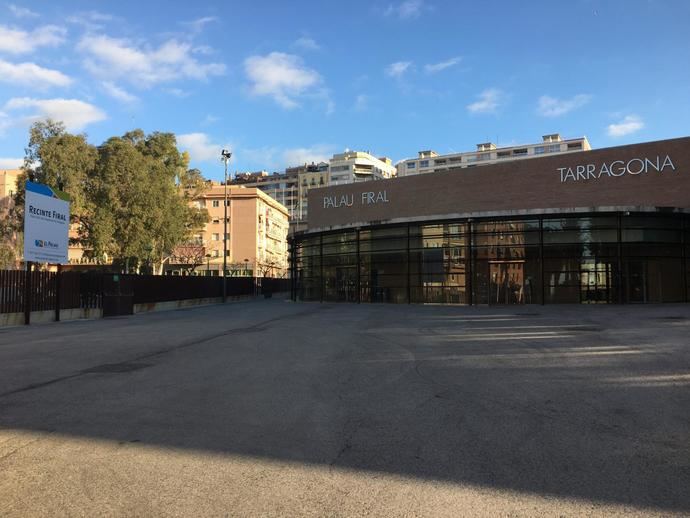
top-left (16, 119), bottom-right (97, 218)
top-left (86, 130), bottom-right (209, 273)
top-left (7, 120), bottom-right (98, 249)
top-left (7, 122), bottom-right (209, 273)
top-left (171, 243), bottom-right (208, 275)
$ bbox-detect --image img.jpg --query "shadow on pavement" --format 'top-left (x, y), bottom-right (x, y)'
top-left (1, 302), bottom-right (689, 512)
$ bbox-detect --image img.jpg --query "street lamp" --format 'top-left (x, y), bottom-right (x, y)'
top-left (221, 149), bottom-right (232, 302)
top-left (244, 258), bottom-right (249, 276)
top-left (205, 253), bottom-right (211, 276)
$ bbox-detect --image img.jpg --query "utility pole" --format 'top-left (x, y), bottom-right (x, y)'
top-left (221, 149), bottom-right (232, 302)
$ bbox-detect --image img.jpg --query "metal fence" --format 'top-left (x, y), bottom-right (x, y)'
top-left (0, 270), bottom-right (290, 323)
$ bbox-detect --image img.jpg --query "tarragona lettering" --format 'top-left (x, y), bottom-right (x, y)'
top-left (558, 155), bottom-right (676, 183)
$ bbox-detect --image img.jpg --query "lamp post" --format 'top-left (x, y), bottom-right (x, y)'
top-left (221, 149), bottom-right (232, 302)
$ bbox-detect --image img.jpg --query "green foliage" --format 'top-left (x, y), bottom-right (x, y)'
top-left (0, 242), bottom-right (16, 269)
top-left (6, 120), bottom-right (210, 272)
top-left (20, 119), bottom-right (97, 216)
top-left (87, 131), bottom-right (209, 270)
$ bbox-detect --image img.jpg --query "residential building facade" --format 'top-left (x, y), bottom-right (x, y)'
top-left (178, 184), bottom-right (290, 277)
top-left (232, 162), bottom-right (330, 224)
top-left (0, 169), bottom-right (21, 199)
top-left (329, 151), bottom-right (396, 185)
top-left (396, 134), bottom-right (591, 177)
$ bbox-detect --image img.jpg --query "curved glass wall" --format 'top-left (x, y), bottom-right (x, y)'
top-left (290, 212), bottom-right (690, 304)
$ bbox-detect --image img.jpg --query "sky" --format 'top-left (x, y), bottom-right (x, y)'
top-left (0, 0), bottom-right (689, 181)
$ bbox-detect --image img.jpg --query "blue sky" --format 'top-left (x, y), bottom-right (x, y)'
top-left (0, 0), bottom-right (688, 181)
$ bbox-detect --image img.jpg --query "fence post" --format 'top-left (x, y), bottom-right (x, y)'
top-left (24, 261), bottom-right (32, 325)
top-left (55, 264), bottom-right (61, 322)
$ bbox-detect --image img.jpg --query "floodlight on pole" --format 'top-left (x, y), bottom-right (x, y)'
top-left (221, 149), bottom-right (232, 302)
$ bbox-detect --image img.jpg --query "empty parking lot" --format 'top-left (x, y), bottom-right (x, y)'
top-left (1, 299), bottom-right (689, 516)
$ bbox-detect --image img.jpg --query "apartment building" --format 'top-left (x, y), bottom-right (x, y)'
top-left (0, 169), bottom-right (21, 199)
top-left (182, 184), bottom-right (289, 277)
top-left (396, 134), bottom-right (591, 177)
top-left (329, 151), bottom-right (396, 186)
top-left (234, 170), bottom-right (299, 220)
top-left (232, 162), bottom-right (329, 223)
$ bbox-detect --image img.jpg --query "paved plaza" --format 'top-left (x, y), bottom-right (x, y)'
top-left (1, 299), bottom-right (689, 516)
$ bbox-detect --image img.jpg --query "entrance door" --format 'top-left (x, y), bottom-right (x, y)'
top-left (489, 261), bottom-right (525, 305)
top-left (580, 263), bottom-right (613, 303)
top-left (336, 266), bottom-right (357, 302)
top-left (627, 260), bottom-right (647, 303)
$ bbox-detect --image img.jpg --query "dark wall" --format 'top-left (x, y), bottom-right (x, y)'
top-left (307, 137), bottom-right (690, 230)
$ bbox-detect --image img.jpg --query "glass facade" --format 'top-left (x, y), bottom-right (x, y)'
top-left (290, 212), bottom-right (690, 304)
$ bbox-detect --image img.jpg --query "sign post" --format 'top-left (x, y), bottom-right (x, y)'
top-left (23, 181), bottom-right (70, 325)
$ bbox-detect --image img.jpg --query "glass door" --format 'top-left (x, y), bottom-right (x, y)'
top-left (489, 261), bottom-right (525, 304)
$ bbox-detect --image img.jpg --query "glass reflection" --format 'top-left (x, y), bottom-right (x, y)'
top-left (292, 213), bottom-right (689, 304)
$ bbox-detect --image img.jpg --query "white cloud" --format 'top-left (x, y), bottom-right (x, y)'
top-left (178, 133), bottom-right (230, 163)
top-left (192, 45), bottom-right (214, 55)
top-left (165, 88), bottom-right (191, 98)
top-left (185, 16), bottom-right (218, 33)
top-left (467, 88), bottom-right (503, 114)
top-left (537, 94), bottom-right (591, 117)
top-left (607, 115), bottom-right (644, 137)
top-left (0, 24), bottom-right (66, 54)
top-left (424, 56), bottom-right (461, 74)
top-left (0, 59), bottom-right (72, 87)
top-left (354, 94), bottom-right (368, 112)
top-left (77, 34), bottom-right (226, 87)
top-left (66, 11), bottom-right (114, 30)
top-left (0, 157), bottom-right (23, 169)
top-left (385, 0), bottom-right (425, 19)
top-left (3, 97), bottom-right (106, 131)
top-left (8, 4), bottom-right (38, 18)
top-left (244, 52), bottom-right (322, 109)
top-left (102, 81), bottom-right (138, 103)
top-left (294, 37), bottom-right (320, 51)
top-left (201, 114), bottom-right (219, 125)
top-left (385, 61), bottom-right (411, 78)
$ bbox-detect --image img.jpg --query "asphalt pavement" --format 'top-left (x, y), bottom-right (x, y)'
top-left (1, 299), bottom-right (689, 517)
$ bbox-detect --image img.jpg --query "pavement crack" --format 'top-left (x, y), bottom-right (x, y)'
top-left (0, 307), bottom-right (320, 400)
top-left (0, 431), bottom-right (54, 465)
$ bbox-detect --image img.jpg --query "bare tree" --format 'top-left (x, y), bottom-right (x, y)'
top-left (172, 242), bottom-right (208, 275)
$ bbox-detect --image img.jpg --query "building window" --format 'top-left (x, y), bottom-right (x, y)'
top-left (407, 162), bottom-right (416, 169)
top-left (212, 200), bottom-right (220, 207)
top-left (534, 146), bottom-right (545, 154)
top-left (567, 142), bottom-right (583, 150)
top-left (477, 153), bottom-right (490, 161)
top-left (419, 160), bottom-right (429, 168)
top-left (549, 144), bottom-right (561, 152)
top-left (212, 233), bottom-right (219, 241)
top-left (434, 159), bottom-right (447, 165)
top-left (513, 148), bottom-right (528, 156)
top-left (497, 151), bottom-right (511, 159)
top-left (224, 233), bottom-right (229, 241)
